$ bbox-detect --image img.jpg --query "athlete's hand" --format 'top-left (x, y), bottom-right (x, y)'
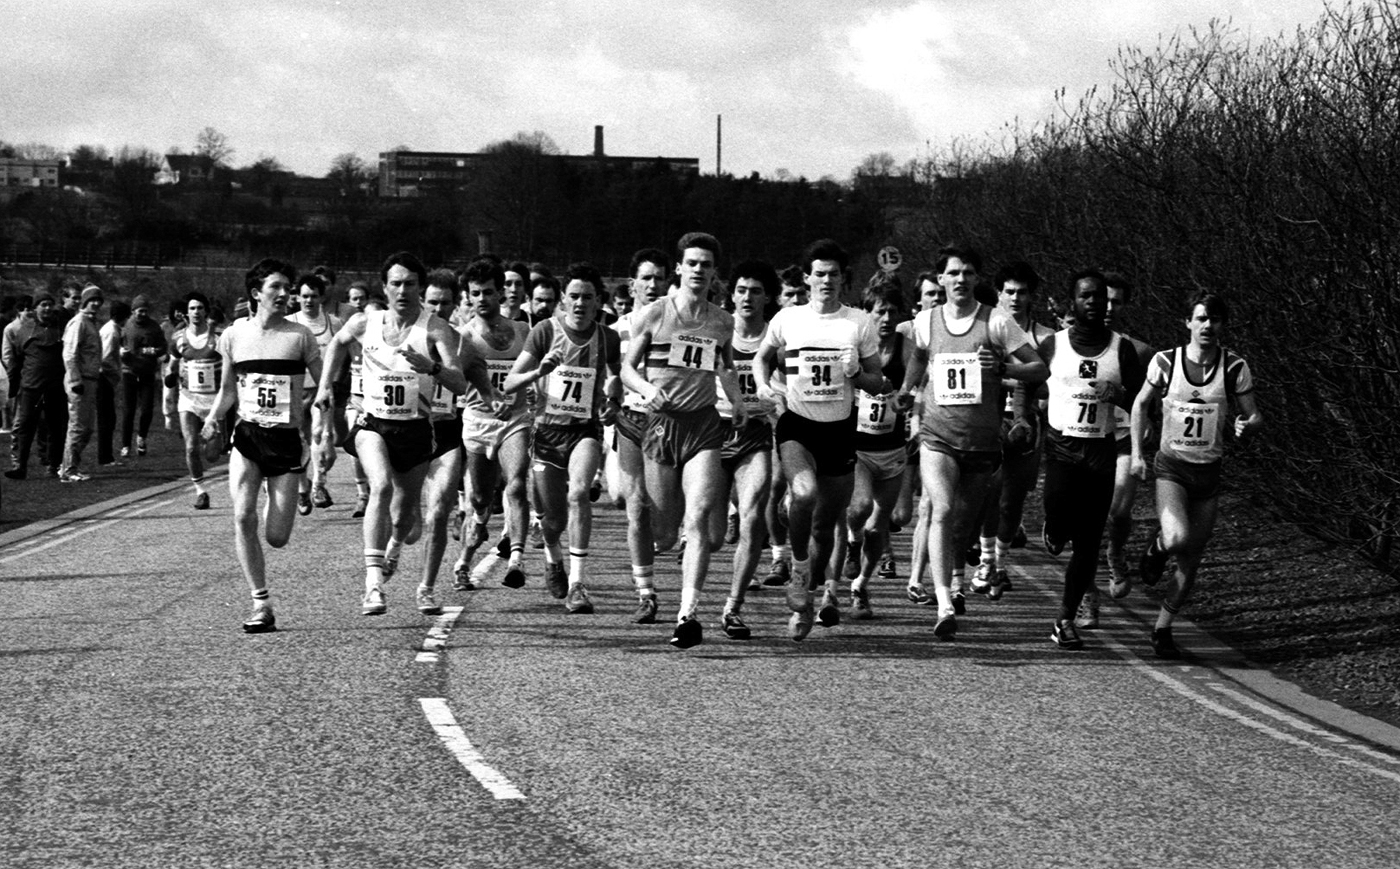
top-left (1092, 380), bottom-right (1123, 405)
top-left (639, 384), bottom-right (669, 413)
top-left (755, 380), bottom-right (786, 417)
top-left (314, 390), bottom-right (334, 413)
top-left (894, 390), bottom-right (915, 413)
top-left (978, 346), bottom-right (1000, 371)
top-left (1007, 417), bottom-right (1034, 447)
top-left (200, 415), bottom-right (219, 443)
top-left (1130, 454), bottom-right (1149, 482)
top-left (397, 346), bottom-right (433, 373)
top-left (538, 349), bottom-right (564, 376)
top-left (731, 401), bottom-right (748, 430)
top-left (601, 399), bottom-right (620, 427)
top-left (840, 347), bottom-right (861, 379)
top-left (1233, 416), bottom-right (1253, 440)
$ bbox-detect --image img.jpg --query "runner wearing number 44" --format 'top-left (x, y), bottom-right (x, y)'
top-left (1130, 291), bottom-right (1262, 658)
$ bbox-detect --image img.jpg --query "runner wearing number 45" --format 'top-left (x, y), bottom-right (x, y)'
top-left (1130, 291), bottom-right (1262, 659)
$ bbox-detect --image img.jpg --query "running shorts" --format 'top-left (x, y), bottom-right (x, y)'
top-left (344, 415), bottom-right (435, 473)
top-left (533, 421), bottom-right (603, 471)
top-left (232, 420), bottom-right (305, 478)
top-left (1154, 451), bottom-right (1223, 501)
top-left (643, 407), bottom-right (726, 468)
top-left (461, 412), bottom-right (530, 460)
top-left (721, 418), bottom-right (773, 476)
top-left (775, 410), bottom-right (857, 477)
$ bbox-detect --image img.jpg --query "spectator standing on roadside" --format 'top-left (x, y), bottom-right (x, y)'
top-left (4, 294), bottom-right (66, 479)
top-left (59, 285), bottom-right (104, 481)
top-left (120, 294), bottom-right (167, 458)
top-left (97, 300), bottom-right (130, 466)
top-left (1, 295), bottom-right (34, 434)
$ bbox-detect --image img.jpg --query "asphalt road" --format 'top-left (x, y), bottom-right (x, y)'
top-left (3, 465), bottom-right (1399, 869)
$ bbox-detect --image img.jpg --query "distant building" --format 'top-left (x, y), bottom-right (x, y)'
top-left (0, 157), bottom-right (61, 188)
top-left (156, 153), bottom-right (219, 186)
top-left (378, 125), bottom-right (699, 198)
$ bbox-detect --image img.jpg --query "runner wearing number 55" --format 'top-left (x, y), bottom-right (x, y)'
top-left (201, 259), bottom-right (322, 633)
top-left (753, 238), bottom-right (886, 641)
top-left (896, 245), bottom-right (1047, 640)
top-left (316, 252), bottom-right (492, 618)
top-left (1130, 291), bottom-right (1262, 658)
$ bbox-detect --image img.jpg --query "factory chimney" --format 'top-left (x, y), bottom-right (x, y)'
top-left (594, 125), bottom-right (604, 157)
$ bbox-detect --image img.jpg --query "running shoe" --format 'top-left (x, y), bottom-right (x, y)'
top-left (764, 557), bottom-right (791, 587)
top-left (788, 605), bottom-right (815, 641)
top-left (3, 468), bottom-right (25, 480)
top-left (528, 521), bottom-right (545, 549)
top-left (496, 535), bottom-right (512, 559)
top-left (1012, 523), bottom-right (1028, 548)
top-left (952, 591), bottom-right (966, 615)
top-left (725, 513), bottom-right (740, 545)
top-left (785, 576), bottom-right (812, 613)
top-left (817, 589), bottom-right (842, 627)
top-left (501, 566), bottom-right (526, 589)
top-left (1151, 626), bottom-right (1181, 660)
top-left (747, 574), bottom-right (764, 594)
top-left (58, 470), bottom-right (91, 482)
top-left (933, 612), bottom-right (958, 640)
top-left (313, 483), bottom-right (333, 509)
top-left (964, 543), bottom-right (980, 566)
top-left (1139, 539), bottom-right (1168, 587)
top-left (1074, 589), bottom-right (1100, 629)
top-left (297, 492), bottom-right (313, 516)
top-left (382, 554), bottom-right (398, 579)
top-left (361, 585), bottom-right (387, 616)
top-left (671, 615), bottom-right (703, 648)
top-left (544, 562), bottom-right (568, 599)
top-left (970, 561), bottom-right (994, 594)
top-left (720, 611), bottom-right (751, 640)
top-left (564, 584), bottom-right (594, 614)
top-left (877, 551), bottom-right (897, 579)
top-left (988, 567), bottom-right (1008, 601)
top-left (416, 585), bottom-right (442, 616)
top-left (453, 562), bottom-right (476, 592)
top-left (906, 585), bottom-right (932, 606)
top-left (842, 543), bottom-right (861, 580)
top-left (242, 603), bottom-right (276, 634)
top-left (850, 587), bottom-right (873, 620)
top-left (633, 594), bottom-right (659, 624)
top-left (352, 494), bottom-right (368, 519)
top-left (193, 492), bottom-right (210, 511)
top-left (1051, 618), bottom-right (1084, 649)
top-left (1042, 521), bottom-right (1065, 556)
top-left (1108, 553), bottom-right (1133, 599)
top-left (136, 436), bottom-right (147, 456)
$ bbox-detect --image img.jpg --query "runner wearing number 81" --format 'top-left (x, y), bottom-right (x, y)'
top-left (896, 245), bottom-right (1048, 641)
top-left (753, 238), bottom-right (887, 641)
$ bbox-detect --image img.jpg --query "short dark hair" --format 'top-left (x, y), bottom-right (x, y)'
top-left (995, 261), bottom-right (1041, 293)
top-left (1068, 267), bottom-right (1108, 296)
top-left (1186, 290), bottom-right (1230, 321)
top-left (863, 283), bottom-right (909, 318)
top-left (1104, 271), bottom-right (1134, 304)
top-left (934, 244), bottom-right (982, 274)
top-left (505, 261), bottom-right (530, 281)
top-left (629, 247), bottom-right (669, 278)
top-left (379, 251), bottom-right (428, 287)
top-left (778, 265), bottom-right (805, 288)
top-left (245, 258), bottom-right (297, 297)
top-left (532, 275), bottom-right (561, 296)
top-left (312, 265), bottom-right (337, 285)
top-left (801, 239), bottom-right (849, 273)
top-left (297, 274), bottom-right (327, 297)
top-left (675, 232), bottom-right (721, 263)
top-left (528, 262), bottom-right (553, 279)
top-left (109, 299), bottom-right (131, 322)
top-left (462, 258), bottom-right (505, 293)
top-left (563, 262), bottom-right (605, 295)
top-left (729, 260), bottom-right (780, 299)
top-left (184, 291), bottom-right (210, 311)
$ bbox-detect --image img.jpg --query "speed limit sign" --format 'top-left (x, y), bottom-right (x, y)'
top-left (877, 246), bottom-right (902, 273)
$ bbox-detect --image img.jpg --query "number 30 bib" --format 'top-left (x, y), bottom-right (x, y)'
top-left (363, 370), bottom-right (420, 419)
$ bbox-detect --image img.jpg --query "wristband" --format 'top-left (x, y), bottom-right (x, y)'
top-left (429, 361), bottom-right (442, 378)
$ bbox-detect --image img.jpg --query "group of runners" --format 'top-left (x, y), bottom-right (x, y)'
top-left (187, 235), bottom-right (1261, 657)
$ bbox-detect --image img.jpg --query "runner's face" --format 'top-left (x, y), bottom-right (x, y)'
top-left (939, 258), bottom-right (978, 306)
top-left (778, 284), bottom-right (808, 308)
top-left (187, 299), bottom-right (208, 326)
top-left (1186, 304), bottom-right (1225, 348)
top-left (347, 287), bottom-right (368, 312)
top-left (298, 285), bottom-right (322, 315)
top-left (531, 288), bottom-right (557, 317)
top-left (468, 281), bottom-right (500, 319)
top-left (1000, 280), bottom-right (1034, 319)
top-left (676, 247), bottom-right (716, 295)
top-left (871, 301), bottom-right (899, 336)
top-left (805, 260), bottom-right (843, 306)
top-left (632, 261), bottom-right (668, 305)
top-left (1105, 284), bottom-right (1128, 330)
top-left (559, 279), bottom-right (598, 329)
top-left (423, 285), bottom-right (455, 319)
top-left (731, 277), bottom-right (768, 319)
top-left (1072, 278), bottom-right (1106, 326)
top-left (918, 279), bottom-right (946, 310)
top-left (384, 264), bottom-right (421, 313)
top-left (81, 298), bottom-right (102, 316)
top-left (257, 272), bottom-right (293, 314)
top-left (502, 272), bottom-right (527, 309)
top-left (35, 299), bottom-right (56, 323)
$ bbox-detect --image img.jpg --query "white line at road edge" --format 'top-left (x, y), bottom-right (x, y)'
top-left (419, 698), bottom-right (526, 801)
top-left (1015, 565), bottom-right (1400, 787)
top-left (0, 497), bottom-right (179, 566)
top-left (417, 606), bottom-right (465, 663)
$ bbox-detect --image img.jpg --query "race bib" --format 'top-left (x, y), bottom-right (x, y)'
top-left (794, 349), bottom-right (844, 402)
top-left (184, 358), bottom-right (220, 395)
top-left (1052, 386), bottom-right (1111, 437)
top-left (349, 359), bottom-right (363, 397)
top-left (856, 390), bottom-right (897, 436)
top-left (363, 370), bottom-right (420, 419)
top-left (933, 353), bottom-right (982, 406)
top-left (546, 364), bottom-right (596, 419)
top-left (428, 380), bottom-right (454, 416)
top-left (666, 334), bottom-right (717, 371)
top-left (1164, 401), bottom-right (1218, 453)
top-left (237, 372), bottom-right (292, 426)
top-left (734, 359), bottom-right (766, 411)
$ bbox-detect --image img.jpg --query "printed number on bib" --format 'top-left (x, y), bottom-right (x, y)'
top-left (1165, 402), bottom-right (1218, 452)
top-left (429, 381), bottom-right (454, 416)
top-left (185, 358), bottom-right (219, 395)
top-left (349, 360), bottom-right (363, 396)
top-left (733, 359), bottom-right (766, 410)
top-left (363, 370), bottom-right (420, 419)
top-left (857, 390), bottom-right (897, 435)
top-left (1052, 386), bottom-right (1111, 437)
top-left (667, 335), bottom-right (717, 371)
top-left (794, 350), bottom-right (844, 402)
top-left (546, 364), bottom-right (596, 419)
top-left (933, 353), bottom-right (982, 406)
top-left (237, 372), bottom-right (292, 425)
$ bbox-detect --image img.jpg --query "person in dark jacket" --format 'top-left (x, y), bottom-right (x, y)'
top-left (4, 294), bottom-right (67, 479)
top-left (119, 294), bottom-right (168, 457)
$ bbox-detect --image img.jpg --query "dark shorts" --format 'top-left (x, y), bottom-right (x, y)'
top-left (643, 408), bottom-right (726, 468)
top-left (776, 410), bottom-right (857, 478)
top-left (345, 415), bottom-right (435, 473)
top-left (1116, 433), bottom-right (1132, 456)
top-left (232, 420), bottom-right (305, 478)
top-left (721, 418), bottom-right (773, 476)
top-left (534, 421), bottom-right (603, 471)
top-left (613, 407), bottom-right (648, 449)
top-left (1154, 451), bottom-right (1223, 501)
top-left (921, 440), bottom-right (1003, 475)
top-left (431, 416), bottom-right (463, 462)
top-left (856, 446), bottom-right (908, 482)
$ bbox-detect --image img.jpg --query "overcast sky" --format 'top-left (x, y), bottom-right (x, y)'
top-left (2, 0), bottom-right (1329, 180)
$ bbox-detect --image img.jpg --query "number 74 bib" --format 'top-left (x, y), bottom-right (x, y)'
top-left (546, 364), bottom-right (596, 419)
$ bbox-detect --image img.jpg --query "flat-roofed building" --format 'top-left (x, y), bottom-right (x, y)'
top-left (0, 158), bottom-right (61, 188)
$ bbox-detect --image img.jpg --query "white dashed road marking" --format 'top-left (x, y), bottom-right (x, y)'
top-left (419, 698), bottom-right (526, 801)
